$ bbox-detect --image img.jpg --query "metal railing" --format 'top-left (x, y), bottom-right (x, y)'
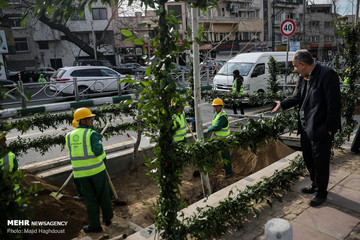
top-left (0, 75), bottom-right (135, 108)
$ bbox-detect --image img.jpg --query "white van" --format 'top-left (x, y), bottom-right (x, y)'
top-left (213, 52), bottom-right (296, 94)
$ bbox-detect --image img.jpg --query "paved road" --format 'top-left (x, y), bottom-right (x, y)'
top-left (8, 102), bottom-right (272, 167)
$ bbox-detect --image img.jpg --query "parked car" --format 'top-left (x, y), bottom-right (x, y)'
top-left (49, 66), bottom-right (131, 97)
top-left (113, 63), bottom-right (147, 75)
top-left (73, 59), bottom-right (113, 68)
top-left (8, 70), bottom-right (41, 82)
top-left (6, 68), bottom-right (18, 78)
top-left (37, 67), bottom-right (56, 77)
top-left (0, 79), bottom-right (16, 86)
top-left (200, 60), bottom-right (225, 74)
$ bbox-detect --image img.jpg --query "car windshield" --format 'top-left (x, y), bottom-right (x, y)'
top-left (217, 62), bottom-right (254, 76)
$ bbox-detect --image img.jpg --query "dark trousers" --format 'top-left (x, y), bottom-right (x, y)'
top-left (300, 129), bottom-right (333, 198)
top-left (221, 149), bottom-right (232, 174)
top-left (76, 170), bottom-right (113, 227)
top-left (233, 102), bottom-right (244, 115)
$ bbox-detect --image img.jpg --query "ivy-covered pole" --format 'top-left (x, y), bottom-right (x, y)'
top-left (268, 56), bottom-right (280, 94)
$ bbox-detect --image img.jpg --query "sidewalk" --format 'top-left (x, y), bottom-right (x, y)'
top-left (221, 149), bottom-right (360, 240)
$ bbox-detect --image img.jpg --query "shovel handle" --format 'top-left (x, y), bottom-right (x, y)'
top-left (105, 169), bottom-right (119, 200)
top-left (56, 172), bottom-right (74, 195)
top-left (101, 122), bottom-right (110, 135)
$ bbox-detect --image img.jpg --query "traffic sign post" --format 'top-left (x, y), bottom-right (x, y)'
top-left (281, 19), bottom-right (296, 92)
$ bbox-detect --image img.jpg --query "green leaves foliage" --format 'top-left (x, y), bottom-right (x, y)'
top-left (0, 169), bottom-right (42, 240)
top-left (181, 155), bottom-right (306, 239)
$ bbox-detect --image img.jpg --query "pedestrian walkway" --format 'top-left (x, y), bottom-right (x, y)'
top-left (220, 148), bottom-right (360, 240)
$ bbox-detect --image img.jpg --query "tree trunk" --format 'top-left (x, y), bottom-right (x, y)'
top-left (38, 15), bottom-right (105, 59)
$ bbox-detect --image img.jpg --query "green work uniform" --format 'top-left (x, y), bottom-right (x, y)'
top-left (38, 75), bottom-right (46, 86)
top-left (208, 110), bottom-right (232, 175)
top-left (173, 111), bottom-right (187, 143)
top-left (0, 150), bottom-right (21, 197)
top-left (66, 125), bottom-right (113, 227)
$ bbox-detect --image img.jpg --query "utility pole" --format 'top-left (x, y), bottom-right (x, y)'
top-left (272, 0), bottom-right (276, 51)
top-left (355, 0), bottom-right (359, 24)
top-left (191, 7), bottom-right (212, 196)
top-left (303, 0), bottom-right (306, 49)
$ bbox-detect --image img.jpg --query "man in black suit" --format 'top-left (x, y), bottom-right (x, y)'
top-left (272, 49), bottom-right (341, 207)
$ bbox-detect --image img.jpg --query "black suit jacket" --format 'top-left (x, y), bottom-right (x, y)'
top-left (280, 64), bottom-right (341, 141)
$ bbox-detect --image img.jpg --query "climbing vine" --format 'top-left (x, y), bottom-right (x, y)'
top-left (267, 56), bottom-right (281, 94)
top-left (333, 22), bottom-right (360, 142)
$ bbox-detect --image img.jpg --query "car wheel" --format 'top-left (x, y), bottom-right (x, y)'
top-left (78, 86), bottom-right (90, 100)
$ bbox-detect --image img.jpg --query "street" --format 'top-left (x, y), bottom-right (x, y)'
top-left (7, 101), bottom-right (272, 167)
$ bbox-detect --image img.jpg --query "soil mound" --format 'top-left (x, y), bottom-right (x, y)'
top-left (21, 139), bottom-right (294, 239)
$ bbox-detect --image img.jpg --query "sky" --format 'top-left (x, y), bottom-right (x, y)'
top-left (313, 0), bottom-right (358, 15)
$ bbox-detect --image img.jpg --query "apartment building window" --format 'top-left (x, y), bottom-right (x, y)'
top-left (222, 8), bottom-right (226, 17)
top-left (72, 10), bottom-right (86, 20)
top-left (92, 8), bottom-right (107, 20)
top-left (324, 35), bottom-right (334, 42)
top-left (38, 41), bottom-right (49, 49)
top-left (309, 21), bottom-right (319, 28)
top-left (309, 36), bottom-right (320, 42)
top-left (8, 17), bottom-right (22, 28)
top-left (324, 21), bottom-right (331, 28)
top-left (220, 33), bottom-right (229, 41)
top-left (241, 32), bottom-right (250, 41)
top-left (213, 33), bottom-right (218, 42)
top-left (14, 38), bottom-right (29, 51)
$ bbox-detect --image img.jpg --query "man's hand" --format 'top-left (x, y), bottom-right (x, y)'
top-left (271, 101), bottom-right (281, 113)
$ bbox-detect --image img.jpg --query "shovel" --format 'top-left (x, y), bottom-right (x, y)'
top-left (50, 122), bottom-right (110, 200)
top-left (50, 172), bottom-right (74, 200)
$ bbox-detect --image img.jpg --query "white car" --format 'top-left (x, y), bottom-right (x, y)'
top-left (49, 66), bottom-right (129, 97)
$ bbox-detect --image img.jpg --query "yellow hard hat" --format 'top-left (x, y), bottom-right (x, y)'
top-left (72, 108), bottom-right (95, 129)
top-left (212, 98), bottom-right (223, 106)
top-left (72, 120), bottom-right (79, 129)
top-left (345, 69), bottom-right (350, 72)
top-left (73, 107), bottom-right (95, 121)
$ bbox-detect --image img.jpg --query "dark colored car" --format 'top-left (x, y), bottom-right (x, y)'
top-left (113, 63), bottom-right (147, 75)
top-left (8, 70), bottom-right (41, 82)
top-left (0, 79), bottom-right (16, 86)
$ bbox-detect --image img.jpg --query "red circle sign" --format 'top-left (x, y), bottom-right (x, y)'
top-left (281, 19), bottom-right (296, 37)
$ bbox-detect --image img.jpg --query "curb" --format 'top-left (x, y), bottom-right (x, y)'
top-left (0, 94), bottom-right (135, 119)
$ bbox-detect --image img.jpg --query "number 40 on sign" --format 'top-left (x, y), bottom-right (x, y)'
top-left (281, 19), bottom-right (296, 37)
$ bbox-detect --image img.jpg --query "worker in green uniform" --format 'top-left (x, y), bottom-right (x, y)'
top-left (37, 74), bottom-right (47, 87)
top-left (66, 107), bottom-right (113, 233)
top-left (0, 134), bottom-right (21, 199)
top-left (171, 100), bottom-right (187, 143)
top-left (207, 98), bottom-right (232, 179)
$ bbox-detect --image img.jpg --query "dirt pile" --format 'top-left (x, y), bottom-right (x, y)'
top-left (21, 139), bottom-right (294, 239)
top-left (112, 139), bottom-right (295, 228)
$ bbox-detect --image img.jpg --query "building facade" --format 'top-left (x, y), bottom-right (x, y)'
top-left (304, 4), bottom-right (338, 60)
top-left (264, 0), bottom-right (305, 51)
top-left (3, 1), bottom-right (115, 70)
top-left (198, 0), bottom-right (263, 60)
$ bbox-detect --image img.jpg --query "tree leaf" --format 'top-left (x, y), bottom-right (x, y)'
top-left (121, 29), bottom-right (133, 37)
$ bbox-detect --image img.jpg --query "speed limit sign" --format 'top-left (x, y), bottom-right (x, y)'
top-left (281, 19), bottom-right (296, 37)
